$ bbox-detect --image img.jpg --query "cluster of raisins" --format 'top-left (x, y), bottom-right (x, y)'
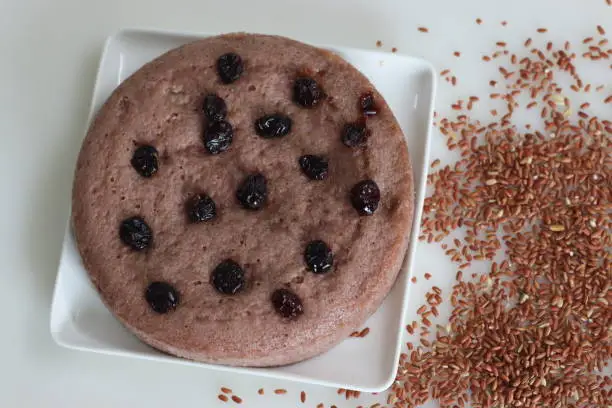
top-left (203, 93), bottom-right (233, 155)
top-left (121, 52), bottom-right (383, 321)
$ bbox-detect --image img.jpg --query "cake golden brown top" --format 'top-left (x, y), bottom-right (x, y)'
top-left (72, 33), bottom-right (414, 366)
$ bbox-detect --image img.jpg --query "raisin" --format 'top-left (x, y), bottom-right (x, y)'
top-left (187, 194), bottom-right (216, 223)
top-left (304, 240), bottom-right (334, 274)
top-left (212, 259), bottom-right (245, 295)
top-left (271, 289), bottom-right (304, 319)
top-left (203, 94), bottom-right (227, 122)
top-left (131, 145), bottom-right (159, 177)
top-left (236, 173), bottom-right (267, 210)
top-left (360, 92), bottom-right (378, 116)
top-left (204, 120), bottom-right (233, 154)
top-left (145, 282), bottom-right (179, 314)
top-left (255, 114), bottom-right (292, 138)
top-left (298, 155), bottom-right (328, 180)
top-left (342, 123), bottom-right (368, 147)
top-left (119, 216), bottom-right (152, 250)
top-left (293, 77), bottom-right (322, 108)
top-left (351, 180), bottom-right (380, 216)
top-left (217, 53), bottom-right (244, 84)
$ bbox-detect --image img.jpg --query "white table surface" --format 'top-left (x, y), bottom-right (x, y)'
top-left (0, 0), bottom-right (608, 406)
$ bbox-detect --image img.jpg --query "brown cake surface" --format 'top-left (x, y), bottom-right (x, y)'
top-left (72, 33), bottom-right (414, 366)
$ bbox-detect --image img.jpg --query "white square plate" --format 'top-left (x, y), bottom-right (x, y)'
top-left (50, 28), bottom-right (436, 392)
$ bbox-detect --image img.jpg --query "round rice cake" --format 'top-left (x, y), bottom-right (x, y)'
top-left (72, 33), bottom-right (414, 366)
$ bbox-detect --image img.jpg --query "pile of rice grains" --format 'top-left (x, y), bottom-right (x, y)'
top-left (390, 23), bottom-right (611, 408)
top-left (218, 22), bottom-right (611, 408)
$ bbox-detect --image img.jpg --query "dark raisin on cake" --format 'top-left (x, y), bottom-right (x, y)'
top-left (131, 145), bottom-right (159, 177)
top-left (212, 260), bottom-right (245, 295)
top-left (119, 216), bottom-right (152, 250)
top-left (187, 194), bottom-right (217, 223)
top-left (203, 94), bottom-right (228, 122)
top-left (217, 53), bottom-right (244, 84)
top-left (360, 92), bottom-right (378, 116)
top-left (145, 282), bottom-right (179, 314)
top-left (236, 173), bottom-right (267, 210)
top-left (255, 114), bottom-right (292, 138)
top-left (350, 180), bottom-right (381, 216)
top-left (298, 155), bottom-right (328, 180)
top-left (293, 77), bottom-right (322, 108)
top-left (304, 240), bottom-right (334, 274)
top-left (271, 289), bottom-right (304, 319)
top-left (204, 120), bottom-right (233, 154)
top-left (342, 123), bottom-right (368, 147)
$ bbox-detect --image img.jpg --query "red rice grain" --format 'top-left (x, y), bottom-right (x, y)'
top-left (359, 327), bottom-right (370, 337)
